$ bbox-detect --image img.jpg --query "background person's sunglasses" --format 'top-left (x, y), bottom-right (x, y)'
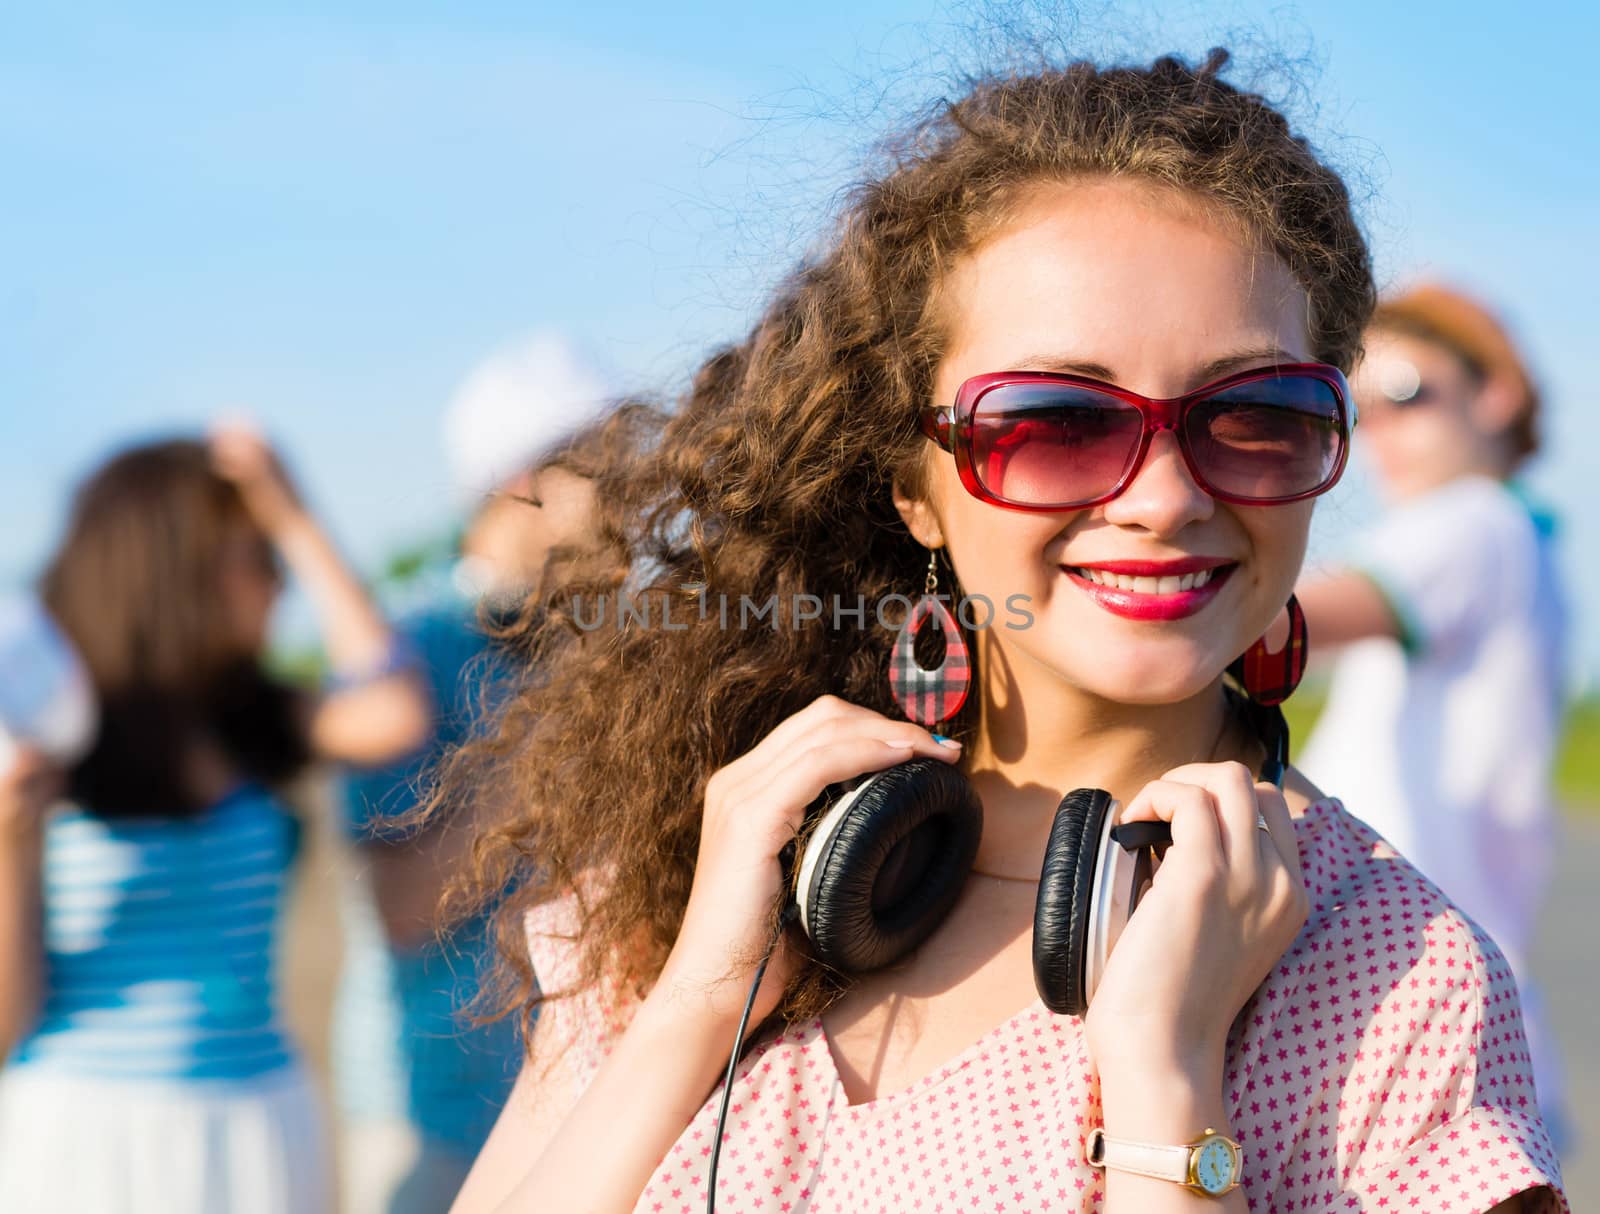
top-left (920, 363), bottom-right (1356, 511)
top-left (1364, 356), bottom-right (1440, 408)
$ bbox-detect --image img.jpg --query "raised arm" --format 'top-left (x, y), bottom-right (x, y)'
top-left (210, 425), bottom-right (432, 765)
top-left (1294, 570), bottom-right (1403, 648)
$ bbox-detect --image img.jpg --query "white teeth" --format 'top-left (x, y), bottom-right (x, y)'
top-left (1073, 565), bottom-right (1221, 594)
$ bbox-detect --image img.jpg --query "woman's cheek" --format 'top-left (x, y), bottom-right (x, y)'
top-left (1239, 503), bottom-right (1312, 639)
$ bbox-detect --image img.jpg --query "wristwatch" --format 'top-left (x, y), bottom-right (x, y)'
top-left (1085, 1126), bottom-right (1242, 1196)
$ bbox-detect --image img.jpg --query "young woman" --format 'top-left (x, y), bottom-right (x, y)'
top-left (445, 51), bottom-right (1566, 1213)
top-left (0, 427), bottom-right (432, 1214)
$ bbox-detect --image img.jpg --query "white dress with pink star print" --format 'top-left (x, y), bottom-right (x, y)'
top-left (526, 799), bottom-right (1567, 1213)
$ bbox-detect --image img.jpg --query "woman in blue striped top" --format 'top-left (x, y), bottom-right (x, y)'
top-left (0, 427), bottom-right (434, 1214)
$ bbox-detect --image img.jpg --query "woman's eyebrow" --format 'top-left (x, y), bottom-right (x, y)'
top-left (1195, 347), bottom-right (1300, 380)
top-left (1007, 346), bottom-right (1300, 384)
top-left (1010, 353), bottom-right (1118, 379)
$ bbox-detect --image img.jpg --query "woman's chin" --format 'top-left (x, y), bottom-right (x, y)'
top-left (1102, 673), bottom-right (1220, 707)
top-left (1064, 646), bottom-right (1228, 707)
top-left (992, 610), bottom-right (1242, 707)
top-left (1011, 649), bottom-right (1222, 706)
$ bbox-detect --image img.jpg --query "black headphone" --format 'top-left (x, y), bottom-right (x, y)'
top-left (787, 691), bottom-right (1288, 1016)
top-left (706, 694), bottom-right (1289, 1211)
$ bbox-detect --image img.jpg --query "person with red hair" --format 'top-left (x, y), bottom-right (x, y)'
top-left (1297, 283), bottom-right (1573, 1151)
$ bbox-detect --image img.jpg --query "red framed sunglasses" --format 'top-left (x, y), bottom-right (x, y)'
top-left (920, 362), bottom-right (1356, 511)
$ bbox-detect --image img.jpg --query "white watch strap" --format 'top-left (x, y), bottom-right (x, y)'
top-left (1085, 1128), bottom-right (1191, 1183)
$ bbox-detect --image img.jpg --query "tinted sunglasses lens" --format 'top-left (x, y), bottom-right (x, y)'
top-left (971, 384), bottom-right (1142, 506)
top-left (1183, 375), bottom-right (1345, 500)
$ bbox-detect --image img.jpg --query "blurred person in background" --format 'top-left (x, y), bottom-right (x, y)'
top-left (1296, 283), bottom-right (1573, 1150)
top-left (0, 427), bottom-right (432, 1214)
top-left (333, 333), bottom-right (609, 1214)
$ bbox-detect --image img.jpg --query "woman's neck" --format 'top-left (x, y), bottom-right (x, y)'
top-left (960, 653), bottom-right (1257, 879)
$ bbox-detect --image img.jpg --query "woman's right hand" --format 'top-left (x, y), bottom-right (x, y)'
top-left (653, 695), bottom-right (962, 1031)
top-left (1084, 761), bottom-right (1308, 1110)
top-left (208, 422), bottom-right (307, 538)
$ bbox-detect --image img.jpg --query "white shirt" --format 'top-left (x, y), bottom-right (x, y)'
top-left (1300, 475), bottom-right (1569, 973)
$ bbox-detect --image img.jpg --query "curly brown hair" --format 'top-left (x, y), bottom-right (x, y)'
top-left (431, 47), bottom-right (1376, 1048)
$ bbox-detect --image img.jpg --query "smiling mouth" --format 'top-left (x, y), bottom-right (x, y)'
top-left (1061, 561), bottom-right (1238, 621)
top-left (1065, 565), bottom-right (1226, 595)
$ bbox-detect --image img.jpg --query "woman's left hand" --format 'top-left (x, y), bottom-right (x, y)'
top-left (1083, 760), bottom-right (1309, 1091)
top-left (0, 747), bottom-right (63, 844)
top-left (209, 423), bottom-right (306, 536)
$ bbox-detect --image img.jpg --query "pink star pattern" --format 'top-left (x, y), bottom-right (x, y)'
top-left (528, 799), bottom-right (1567, 1212)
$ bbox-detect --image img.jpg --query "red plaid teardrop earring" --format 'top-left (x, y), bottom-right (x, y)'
top-left (888, 550), bottom-right (972, 727)
top-left (1230, 594), bottom-right (1308, 706)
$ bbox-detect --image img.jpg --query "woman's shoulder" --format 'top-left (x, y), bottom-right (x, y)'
top-left (1379, 475), bottom-right (1542, 567)
top-left (1397, 474), bottom-right (1529, 528)
top-left (1280, 795), bottom-right (1537, 1112)
top-left (523, 887), bottom-right (590, 992)
top-left (1290, 795), bottom-right (1485, 941)
top-left (43, 783), bottom-right (296, 867)
top-left (1255, 797), bottom-right (1566, 1209)
top-left (523, 884), bottom-right (641, 1086)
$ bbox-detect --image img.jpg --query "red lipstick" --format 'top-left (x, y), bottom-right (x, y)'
top-left (1062, 559), bottom-right (1236, 621)
top-left (1069, 557), bottom-right (1231, 576)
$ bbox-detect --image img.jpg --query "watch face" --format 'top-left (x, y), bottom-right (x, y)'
top-left (1195, 1138), bottom-right (1236, 1194)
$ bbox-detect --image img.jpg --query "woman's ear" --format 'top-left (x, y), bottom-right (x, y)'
top-left (1469, 372), bottom-right (1526, 439)
top-left (892, 476), bottom-right (946, 549)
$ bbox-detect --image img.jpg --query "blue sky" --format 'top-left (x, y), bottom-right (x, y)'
top-left (3, 2), bottom-right (1597, 680)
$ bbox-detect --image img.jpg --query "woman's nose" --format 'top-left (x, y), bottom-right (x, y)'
top-left (1099, 429), bottom-right (1214, 536)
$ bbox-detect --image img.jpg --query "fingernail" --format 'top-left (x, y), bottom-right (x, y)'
top-left (932, 734), bottom-right (962, 748)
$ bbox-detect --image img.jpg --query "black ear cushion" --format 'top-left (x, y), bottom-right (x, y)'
top-left (1032, 787), bottom-right (1115, 1016)
top-left (805, 758), bottom-right (983, 974)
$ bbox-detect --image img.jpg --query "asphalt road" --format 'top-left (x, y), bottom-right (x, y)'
top-left (1530, 810), bottom-right (1600, 1208)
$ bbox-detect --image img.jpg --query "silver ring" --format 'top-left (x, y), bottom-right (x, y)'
top-left (1255, 813), bottom-right (1271, 833)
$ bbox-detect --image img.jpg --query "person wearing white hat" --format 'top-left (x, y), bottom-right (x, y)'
top-left (443, 331), bottom-right (615, 509)
top-left (333, 332), bottom-right (611, 1214)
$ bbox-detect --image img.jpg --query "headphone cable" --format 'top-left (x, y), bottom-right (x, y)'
top-left (704, 903), bottom-right (797, 1214)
